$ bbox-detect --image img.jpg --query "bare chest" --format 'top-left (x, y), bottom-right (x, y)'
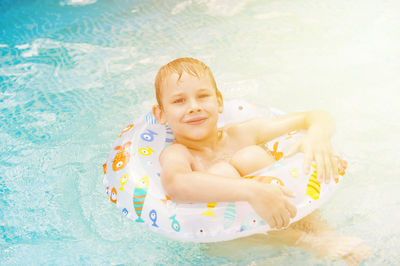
top-left (191, 149), bottom-right (236, 172)
top-left (188, 128), bottom-right (257, 173)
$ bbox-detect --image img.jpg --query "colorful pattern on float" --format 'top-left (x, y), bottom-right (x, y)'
top-left (102, 100), bottom-right (347, 243)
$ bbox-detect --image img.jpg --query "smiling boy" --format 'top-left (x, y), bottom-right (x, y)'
top-left (152, 57), bottom-right (338, 228)
top-left (152, 58), bottom-right (370, 264)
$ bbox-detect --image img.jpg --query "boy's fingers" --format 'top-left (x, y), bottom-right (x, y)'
top-left (324, 154), bottom-right (332, 184)
top-left (266, 215), bottom-right (276, 229)
top-left (285, 200), bottom-right (297, 218)
top-left (274, 214), bottom-right (283, 228)
top-left (281, 213), bottom-right (290, 228)
top-left (332, 155), bottom-right (339, 178)
top-left (316, 153), bottom-right (324, 183)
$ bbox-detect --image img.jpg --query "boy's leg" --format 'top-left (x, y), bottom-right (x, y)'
top-left (207, 161), bottom-right (241, 178)
top-left (266, 210), bottom-right (333, 245)
top-left (290, 210), bottom-right (335, 234)
top-left (230, 145), bottom-right (276, 176)
top-left (267, 211), bottom-right (371, 264)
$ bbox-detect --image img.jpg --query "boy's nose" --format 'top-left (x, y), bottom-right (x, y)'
top-left (188, 99), bottom-right (202, 113)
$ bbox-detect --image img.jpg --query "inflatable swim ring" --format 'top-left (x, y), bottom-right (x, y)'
top-left (102, 100), bottom-right (347, 243)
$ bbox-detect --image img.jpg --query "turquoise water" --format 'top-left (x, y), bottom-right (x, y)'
top-left (1, 0), bottom-right (400, 265)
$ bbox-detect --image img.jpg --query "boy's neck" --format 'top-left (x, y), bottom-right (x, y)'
top-left (174, 128), bottom-right (224, 154)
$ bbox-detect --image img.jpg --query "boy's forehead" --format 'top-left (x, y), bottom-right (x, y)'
top-left (165, 72), bottom-right (181, 86)
top-left (164, 71), bottom-right (212, 91)
top-left (161, 73), bottom-right (181, 96)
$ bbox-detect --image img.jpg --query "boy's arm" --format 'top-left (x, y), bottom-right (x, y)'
top-left (240, 110), bottom-right (337, 183)
top-left (251, 110), bottom-right (335, 143)
top-left (160, 144), bottom-right (297, 229)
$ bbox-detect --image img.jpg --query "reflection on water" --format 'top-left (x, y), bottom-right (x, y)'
top-left (1, 0), bottom-right (399, 264)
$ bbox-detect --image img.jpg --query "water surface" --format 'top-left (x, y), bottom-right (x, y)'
top-left (1, 0), bottom-right (400, 265)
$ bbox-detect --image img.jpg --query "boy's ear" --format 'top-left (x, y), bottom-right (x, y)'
top-left (152, 104), bottom-right (167, 125)
top-left (216, 91), bottom-right (224, 114)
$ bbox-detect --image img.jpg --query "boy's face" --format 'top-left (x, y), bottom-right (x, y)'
top-left (153, 71), bottom-right (223, 141)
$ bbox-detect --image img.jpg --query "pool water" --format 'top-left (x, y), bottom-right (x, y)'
top-left (1, 0), bottom-right (400, 265)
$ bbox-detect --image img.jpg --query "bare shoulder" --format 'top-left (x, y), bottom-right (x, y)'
top-left (159, 143), bottom-right (193, 170)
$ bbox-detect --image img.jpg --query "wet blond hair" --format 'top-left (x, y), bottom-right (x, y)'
top-left (154, 57), bottom-right (220, 106)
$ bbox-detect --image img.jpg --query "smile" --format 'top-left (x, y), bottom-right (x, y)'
top-left (184, 117), bottom-right (207, 125)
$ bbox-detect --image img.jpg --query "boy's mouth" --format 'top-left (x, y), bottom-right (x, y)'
top-left (184, 117), bottom-right (207, 125)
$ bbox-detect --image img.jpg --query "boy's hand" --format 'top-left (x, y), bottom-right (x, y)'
top-left (285, 126), bottom-right (338, 183)
top-left (248, 182), bottom-right (297, 229)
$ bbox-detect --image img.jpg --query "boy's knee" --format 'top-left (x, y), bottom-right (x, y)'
top-left (207, 161), bottom-right (241, 178)
top-left (230, 145), bottom-right (275, 176)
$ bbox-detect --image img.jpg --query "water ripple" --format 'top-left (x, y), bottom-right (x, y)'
top-left (1, 0), bottom-right (400, 265)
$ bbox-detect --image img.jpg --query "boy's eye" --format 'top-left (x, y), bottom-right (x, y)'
top-left (173, 98), bottom-right (184, 104)
top-left (199, 94), bottom-right (210, 98)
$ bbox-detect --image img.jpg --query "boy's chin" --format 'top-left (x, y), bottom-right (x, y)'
top-left (185, 129), bottom-right (212, 140)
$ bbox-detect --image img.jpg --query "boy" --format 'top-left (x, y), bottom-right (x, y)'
top-left (152, 58), bottom-right (370, 264)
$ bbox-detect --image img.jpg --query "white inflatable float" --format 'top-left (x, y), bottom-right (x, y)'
top-left (102, 100), bottom-right (347, 243)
